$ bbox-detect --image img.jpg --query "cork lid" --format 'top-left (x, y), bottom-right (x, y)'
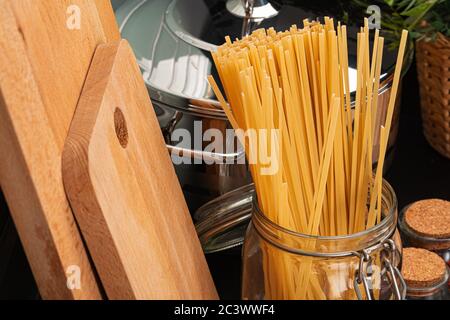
top-left (405, 199), bottom-right (450, 239)
top-left (401, 247), bottom-right (447, 288)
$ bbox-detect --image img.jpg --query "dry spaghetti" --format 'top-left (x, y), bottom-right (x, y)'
top-left (209, 18), bottom-right (408, 299)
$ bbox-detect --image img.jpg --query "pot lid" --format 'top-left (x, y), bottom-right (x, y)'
top-left (115, 0), bottom-right (407, 114)
top-left (195, 183), bottom-right (254, 254)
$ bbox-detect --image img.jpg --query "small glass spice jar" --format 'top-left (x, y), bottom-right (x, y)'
top-left (398, 199), bottom-right (450, 287)
top-left (401, 247), bottom-right (449, 300)
top-left (242, 179), bottom-right (406, 300)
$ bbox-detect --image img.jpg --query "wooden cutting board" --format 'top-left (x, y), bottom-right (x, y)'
top-left (62, 40), bottom-right (218, 300)
top-left (0, 0), bottom-right (120, 299)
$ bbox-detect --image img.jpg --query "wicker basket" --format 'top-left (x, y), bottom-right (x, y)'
top-left (416, 34), bottom-right (450, 159)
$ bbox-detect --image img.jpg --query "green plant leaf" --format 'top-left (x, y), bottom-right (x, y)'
top-left (401, 3), bottom-right (431, 17)
top-left (403, 0), bottom-right (418, 12)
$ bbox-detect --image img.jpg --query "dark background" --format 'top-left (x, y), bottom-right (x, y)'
top-left (0, 57), bottom-right (449, 300)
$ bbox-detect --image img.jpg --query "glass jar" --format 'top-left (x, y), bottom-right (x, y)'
top-left (195, 184), bottom-right (254, 254)
top-left (406, 266), bottom-right (449, 300)
top-left (242, 179), bottom-right (406, 300)
top-left (398, 204), bottom-right (450, 272)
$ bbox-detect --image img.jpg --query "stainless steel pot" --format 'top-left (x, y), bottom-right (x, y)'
top-left (115, 0), bottom-right (413, 212)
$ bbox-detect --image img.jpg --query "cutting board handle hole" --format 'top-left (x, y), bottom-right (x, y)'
top-left (114, 108), bottom-right (128, 148)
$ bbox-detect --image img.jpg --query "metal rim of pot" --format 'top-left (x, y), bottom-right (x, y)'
top-left (118, 0), bottom-right (415, 120)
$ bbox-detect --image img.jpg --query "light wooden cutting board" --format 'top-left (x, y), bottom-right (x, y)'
top-left (0, 0), bottom-right (120, 299)
top-left (62, 40), bottom-right (218, 300)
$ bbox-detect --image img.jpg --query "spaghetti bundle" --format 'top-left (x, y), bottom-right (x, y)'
top-left (209, 18), bottom-right (408, 299)
top-left (210, 18), bottom-right (407, 236)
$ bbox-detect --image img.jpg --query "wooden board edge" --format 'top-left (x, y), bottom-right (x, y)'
top-left (94, 0), bottom-right (121, 41)
top-left (62, 40), bottom-right (136, 299)
top-left (0, 1), bottom-right (102, 300)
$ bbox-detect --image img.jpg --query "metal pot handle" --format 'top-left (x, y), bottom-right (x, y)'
top-left (353, 239), bottom-right (406, 300)
top-left (161, 110), bottom-right (246, 163)
top-left (166, 144), bottom-right (245, 163)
